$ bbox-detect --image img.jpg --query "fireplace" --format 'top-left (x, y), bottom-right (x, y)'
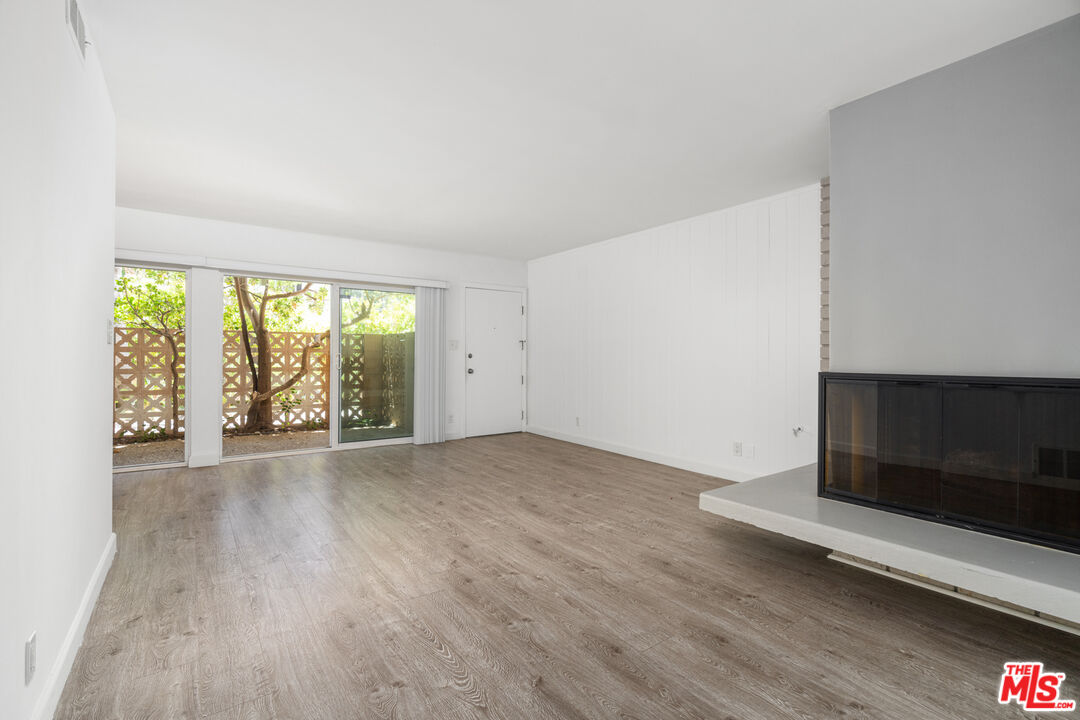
top-left (819, 372), bottom-right (1080, 553)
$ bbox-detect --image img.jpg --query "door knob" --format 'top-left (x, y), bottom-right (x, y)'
top-left (468, 353), bottom-right (473, 358)
top-left (468, 368), bottom-right (474, 374)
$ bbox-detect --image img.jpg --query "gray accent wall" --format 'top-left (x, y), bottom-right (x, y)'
top-left (829, 15), bottom-right (1080, 377)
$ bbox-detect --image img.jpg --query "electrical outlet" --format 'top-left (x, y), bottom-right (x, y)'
top-left (733, 441), bottom-right (743, 457)
top-left (25, 632), bottom-right (36, 685)
top-left (447, 414), bottom-right (456, 424)
top-left (448, 339), bottom-right (459, 352)
top-left (575, 416), bottom-right (581, 427)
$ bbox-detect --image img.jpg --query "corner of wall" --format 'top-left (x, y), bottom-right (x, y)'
top-left (525, 426), bottom-right (759, 483)
top-left (820, 177), bottom-right (830, 372)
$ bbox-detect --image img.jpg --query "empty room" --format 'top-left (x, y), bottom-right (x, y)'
top-left (3, 1), bottom-right (1080, 718)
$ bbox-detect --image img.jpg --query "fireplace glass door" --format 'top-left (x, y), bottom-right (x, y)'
top-left (823, 379), bottom-right (942, 512)
top-left (1019, 388), bottom-right (1080, 546)
top-left (940, 385), bottom-right (1019, 527)
top-left (877, 381), bottom-right (941, 511)
top-left (820, 373), bottom-right (1080, 553)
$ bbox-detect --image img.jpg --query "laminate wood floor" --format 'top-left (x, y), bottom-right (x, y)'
top-left (56, 434), bottom-right (1078, 719)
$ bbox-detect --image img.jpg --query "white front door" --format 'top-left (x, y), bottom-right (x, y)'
top-left (465, 288), bottom-right (524, 437)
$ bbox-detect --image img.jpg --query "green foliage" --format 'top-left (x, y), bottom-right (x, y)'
top-left (114, 267), bottom-right (186, 330)
top-left (341, 290), bottom-right (415, 335)
top-left (118, 272), bottom-right (412, 337)
top-left (344, 413), bottom-right (381, 429)
top-left (223, 277), bottom-right (330, 332)
top-left (277, 388), bottom-right (302, 422)
top-left (131, 427), bottom-right (169, 443)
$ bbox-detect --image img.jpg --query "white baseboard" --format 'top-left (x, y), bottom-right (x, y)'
top-left (526, 425), bottom-right (757, 483)
top-left (31, 532), bottom-right (116, 720)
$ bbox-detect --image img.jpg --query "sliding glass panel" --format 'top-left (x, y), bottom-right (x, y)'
top-left (941, 385), bottom-right (1019, 527)
top-left (876, 381), bottom-right (941, 512)
top-left (822, 379), bottom-right (878, 498)
top-left (113, 266), bottom-right (186, 467)
top-left (339, 288), bottom-right (415, 443)
top-left (222, 276), bottom-right (331, 456)
top-left (1018, 388), bottom-right (1080, 545)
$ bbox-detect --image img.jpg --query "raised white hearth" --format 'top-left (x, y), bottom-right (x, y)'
top-left (700, 464), bottom-right (1080, 631)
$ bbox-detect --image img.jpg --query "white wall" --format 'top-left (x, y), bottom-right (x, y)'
top-left (115, 208), bottom-right (527, 442)
top-left (0, 1), bottom-right (117, 718)
top-left (829, 15), bottom-right (1080, 377)
top-left (527, 185), bottom-right (821, 481)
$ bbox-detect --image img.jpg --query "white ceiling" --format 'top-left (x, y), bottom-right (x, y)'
top-left (85, 1), bottom-right (1079, 260)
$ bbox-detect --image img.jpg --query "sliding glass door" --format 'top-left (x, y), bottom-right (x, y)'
top-left (338, 288), bottom-right (415, 443)
top-left (115, 271), bottom-right (418, 465)
top-left (113, 266), bottom-right (187, 467)
top-left (222, 276), bottom-right (331, 457)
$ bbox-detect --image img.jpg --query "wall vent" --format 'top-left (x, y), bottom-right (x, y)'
top-left (67, 0), bottom-right (87, 59)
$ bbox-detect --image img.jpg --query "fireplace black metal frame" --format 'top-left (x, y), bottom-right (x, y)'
top-left (817, 371), bottom-right (1080, 554)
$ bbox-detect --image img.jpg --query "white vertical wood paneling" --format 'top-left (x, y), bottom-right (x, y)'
top-left (527, 184), bottom-right (821, 481)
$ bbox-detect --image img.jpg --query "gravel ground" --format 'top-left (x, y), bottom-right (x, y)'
top-left (114, 430), bottom-right (330, 468)
top-left (223, 429), bottom-right (329, 457)
top-left (113, 439), bottom-right (185, 467)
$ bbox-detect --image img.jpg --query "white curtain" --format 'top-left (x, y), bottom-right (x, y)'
top-left (413, 286), bottom-right (446, 444)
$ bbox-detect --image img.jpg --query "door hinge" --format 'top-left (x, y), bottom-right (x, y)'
top-left (521, 410), bottom-right (525, 420)
top-left (521, 375), bottom-right (524, 385)
top-left (521, 306), bottom-right (525, 315)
